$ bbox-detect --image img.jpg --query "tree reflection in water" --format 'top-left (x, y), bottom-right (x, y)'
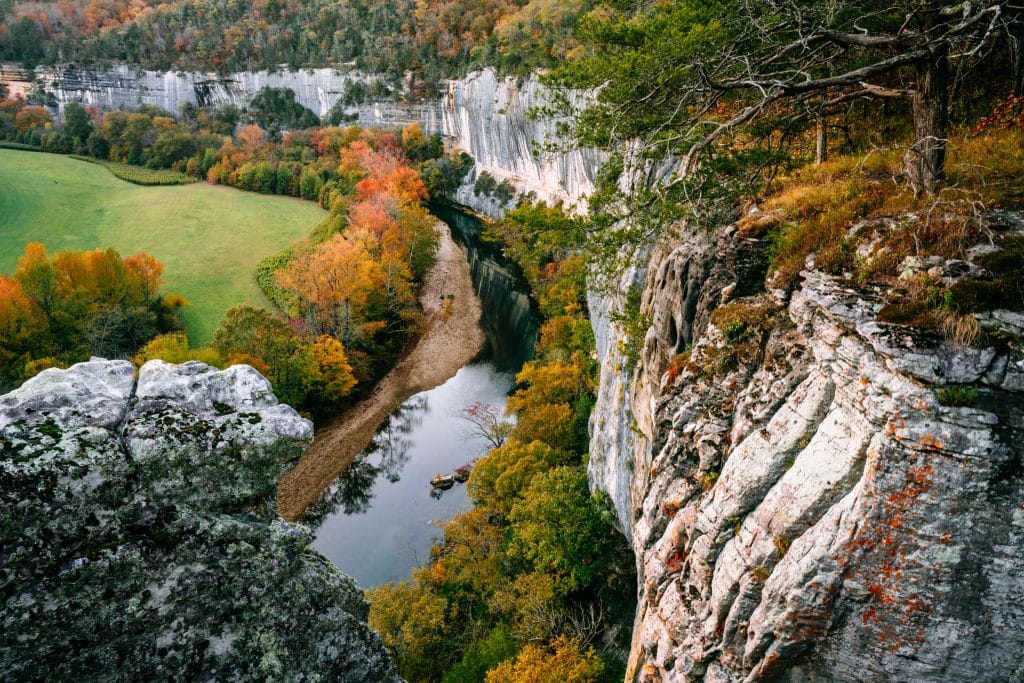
top-left (303, 394), bottom-right (430, 527)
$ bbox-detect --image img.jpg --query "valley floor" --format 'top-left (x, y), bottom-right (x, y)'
top-left (277, 221), bottom-right (485, 521)
top-left (0, 149), bottom-right (325, 344)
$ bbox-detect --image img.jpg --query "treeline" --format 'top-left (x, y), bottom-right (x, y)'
top-left (366, 202), bottom-right (635, 682)
top-left (0, 244), bottom-right (182, 389)
top-left (0, 94), bottom-right (472, 201)
top-left (0, 0), bottom-right (592, 84)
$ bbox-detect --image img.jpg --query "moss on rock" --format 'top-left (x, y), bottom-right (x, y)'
top-left (0, 360), bottom-right (399, 681)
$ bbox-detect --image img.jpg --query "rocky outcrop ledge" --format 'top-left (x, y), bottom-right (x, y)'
top-left (0, 359), bottom-right (399, 681)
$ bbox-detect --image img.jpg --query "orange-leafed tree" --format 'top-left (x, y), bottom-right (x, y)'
top-left (236, 123), bottom-right (267, 150)
top-left (1, 243), bottom-right (180, 387)
top-left (310, 334), bottom-right (357, 404)
top-left (276, 230), bottom-right (387, 341)
top-left (14, 105), bottom-right (51, 137)
top-left (483, 636), bottom-right (604, 683)
top-left (0, 276), bottom-right (47, 385)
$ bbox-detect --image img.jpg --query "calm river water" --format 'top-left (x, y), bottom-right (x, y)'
top-left (308, 206), bottom-right (538, 587)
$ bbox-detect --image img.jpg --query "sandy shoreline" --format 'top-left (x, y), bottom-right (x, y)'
top-left (276, 221), bottom-right (485, 521)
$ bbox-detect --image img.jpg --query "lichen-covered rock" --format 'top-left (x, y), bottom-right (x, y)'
top-left (595, 215), bottom-right (1024, 681)
top-left (0, 359), bottom-right (400, 682)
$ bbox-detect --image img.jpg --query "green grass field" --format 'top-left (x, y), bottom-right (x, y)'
top-left (0, 149), bottom-right (325, 345)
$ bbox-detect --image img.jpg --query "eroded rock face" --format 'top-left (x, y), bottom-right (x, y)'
top-left (595, 218), bottom-right (1024, 681)
top-left (0, 359), bottom-right (399, 681)
top-left (441, 69), bottom-right (602, 215)
top-left (0, 63), bottom-right (441, 132)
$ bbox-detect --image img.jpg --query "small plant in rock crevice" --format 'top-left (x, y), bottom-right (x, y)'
top-left (936, 385), bottom-right (979, 407)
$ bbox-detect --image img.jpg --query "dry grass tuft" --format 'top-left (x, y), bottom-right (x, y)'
top-left (751, 125), bottom-right (1024, 344)
top-left (755, 127), bottom-right (1022, 292)
top-left (939, 311), bottom-right (984, 348)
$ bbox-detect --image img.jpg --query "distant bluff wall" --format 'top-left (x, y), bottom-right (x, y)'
top-left (0, 64), bottom-right (600, 217)
top-left (0, 63), bottom-right (443, 132)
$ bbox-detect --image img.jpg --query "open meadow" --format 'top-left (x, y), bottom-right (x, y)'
top-left (0, 149), bottom-right (325, 344)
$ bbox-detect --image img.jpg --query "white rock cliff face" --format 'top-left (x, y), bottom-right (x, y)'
top-left (440, 69), bottom-right (602, 214)
top-left (0, 63), bottom-right (442, 131)
top-left (600, 216), bottom-right (1024, 682)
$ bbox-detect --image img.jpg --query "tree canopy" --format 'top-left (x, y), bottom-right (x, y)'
top-left (552, 0), bottom-right (1024, 240)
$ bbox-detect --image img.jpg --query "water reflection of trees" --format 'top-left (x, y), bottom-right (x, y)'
top-left (303, 394), bottom-right (429, 528)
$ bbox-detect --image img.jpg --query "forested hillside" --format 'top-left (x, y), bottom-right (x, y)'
top-left (0, 0), bottom-right (590, 83)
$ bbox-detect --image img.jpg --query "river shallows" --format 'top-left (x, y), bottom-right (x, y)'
top-left (310, 362), bottom-right (513, 586)
top-left (307, 206), bottom-right (537, 587)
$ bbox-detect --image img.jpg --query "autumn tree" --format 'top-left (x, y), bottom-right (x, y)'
top-left (483, 636), bottom-right (604, 683)
top-left (236, 123), bottom-right (267, 150)
top-left (13, 105), bottom-right (50, 140)
top-left (366, 575), bottom-right (454, 682)
top-left (212, 305), bottom-right (318, 407)
top-left (276, 231), bottom-right (386, 341)
top-left (0, 276), bottom-right (45, 386)
top-left (508, 467), bottom-right (618, 593)
top-left (309, 334), bottom-right (357, 405)
top-left (0, 243), bottom-right (180, 387)
top-left (467, 439), bottom-right (562, 514)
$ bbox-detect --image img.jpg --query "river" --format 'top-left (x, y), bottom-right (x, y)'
top-left (307, 206), bottom-right (538, 587)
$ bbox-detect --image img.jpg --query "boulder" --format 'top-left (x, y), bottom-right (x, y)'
top-left (0, 359), bottom-right (400, 682)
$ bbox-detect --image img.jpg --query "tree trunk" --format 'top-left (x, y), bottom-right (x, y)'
top-left (815, 114), bottom-right (828, 165)
top-left (908, 50), bottom-right (949, 196)
top-left (1011, 13), bottom-right (1024, 96)
top-left (1015, 40), bottom-right (1024, 97)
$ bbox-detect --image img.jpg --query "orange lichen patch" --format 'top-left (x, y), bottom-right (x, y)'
top-left (640, 663), bottom-right (662, 683)
top-left (885, 412), bottom-right (907, 437)
top-left (661, 500), bottom-right (682, 519)
top-left (850, 463), bottom-right (940, 652)
top-left (666, 550), bottom-right (686, 574)
top-left (920, 434), bottom-right (943, 451)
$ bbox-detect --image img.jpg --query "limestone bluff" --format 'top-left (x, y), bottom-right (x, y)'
top-left (0, 65), bottom-right (600, 217)
top-left (589, 211), bottom-right (1024, 681)
top-left (0, 359), bottom-right (398, 681)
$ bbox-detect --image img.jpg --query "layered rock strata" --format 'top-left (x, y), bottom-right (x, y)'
top-left (590, 215), bottom-right (1024, 681)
